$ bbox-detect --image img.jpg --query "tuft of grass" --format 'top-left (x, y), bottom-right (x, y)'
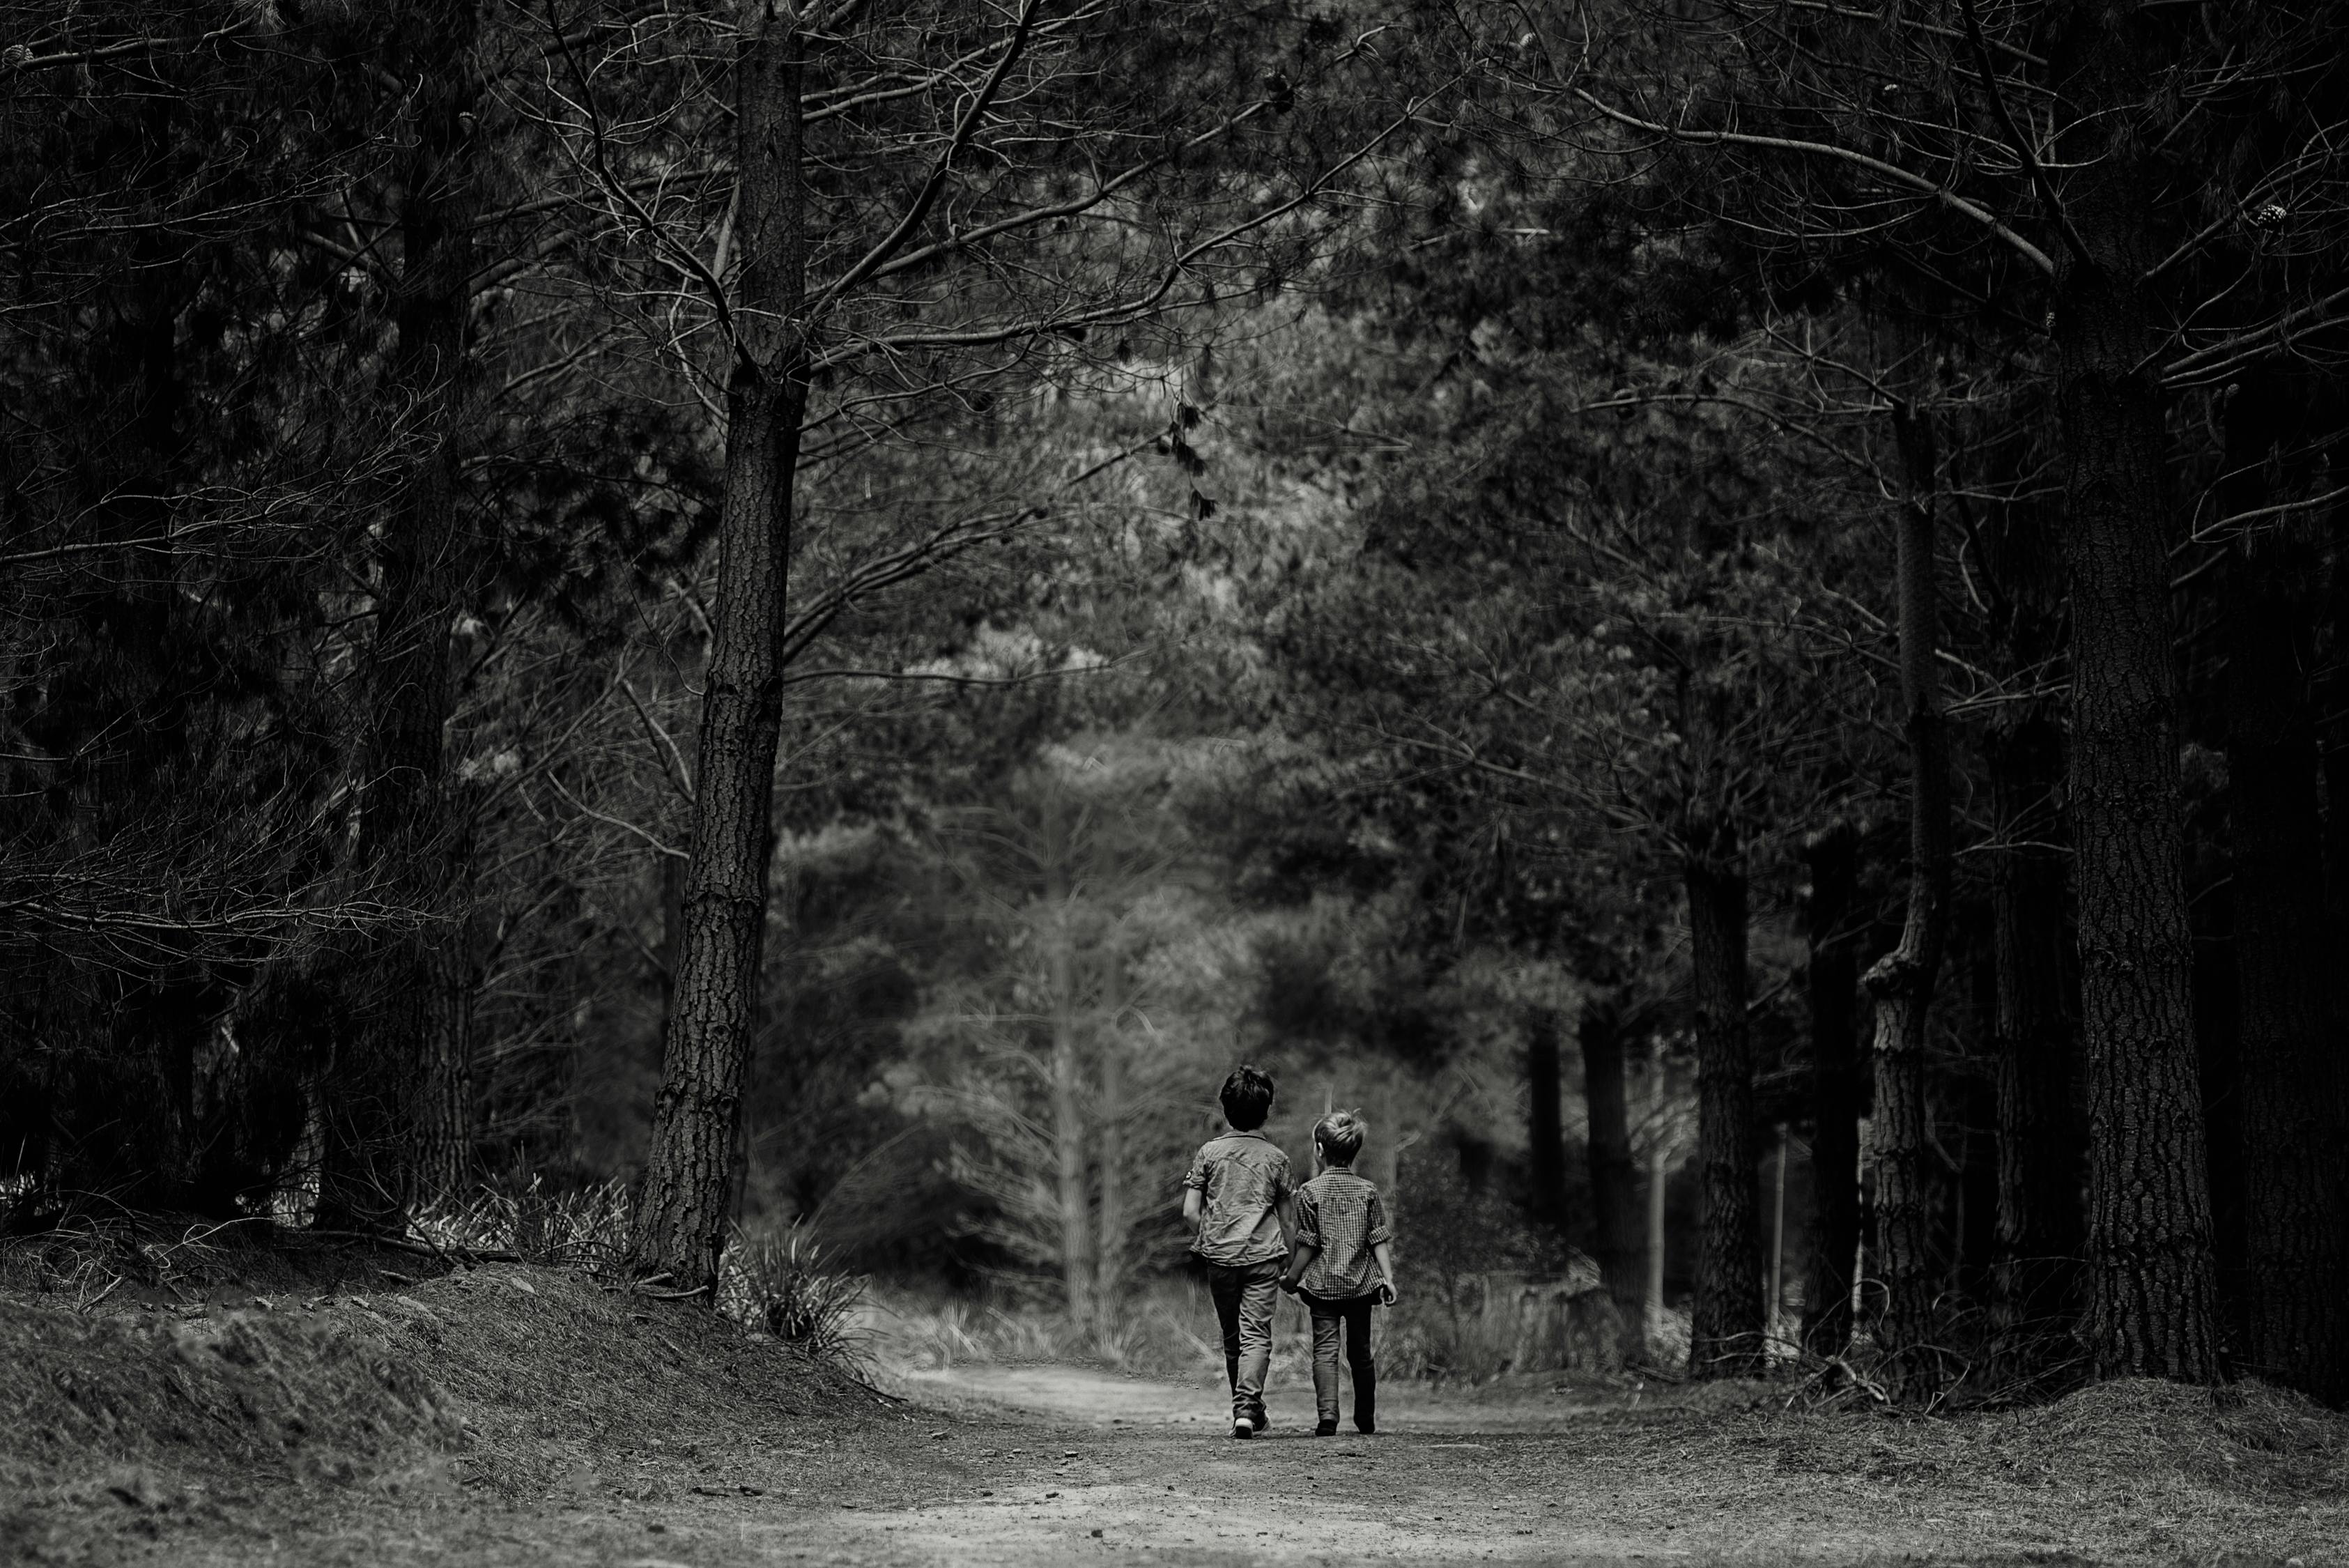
top-left (872, 1292), bottom-right (1079, 1370)
top-left (419, 1189), bottom-right (873, 1373)
top-left (720, 1229), bottom-right (867, 1365)
top-left (410, 1178), bottom-right (632, 1272)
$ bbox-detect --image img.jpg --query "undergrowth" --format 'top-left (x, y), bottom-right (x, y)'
top-left (414, 1181), bottom-right (869, 1363)
top-left (1, 1178), bottom-right (868, 1370)
top-left (721, 1229), bottom-right (867, 1365)
top-left (1772, 1375), bottom-right (2349, 1504)
top-left (871, 1273), bottom-right (1650, 1384)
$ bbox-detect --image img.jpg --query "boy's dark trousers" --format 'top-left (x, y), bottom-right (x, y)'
top-left (1300, 1289), bottom-right (1376, 1429)
top-left (1206, 1260), bottom-right (1282, 1419)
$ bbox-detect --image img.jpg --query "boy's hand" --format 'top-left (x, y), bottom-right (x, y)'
top-left (1277, 1275), bottom-right (1301, 1296)
top-left (1375, 1282), bottom-right (1397, 1307)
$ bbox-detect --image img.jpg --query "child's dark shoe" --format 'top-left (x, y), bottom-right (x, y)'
top-left (1246, 1404), bottom-right (1270, 1432)
top-left (1354, 1419), bottom-right (1376, 1434)
top-left (1314, 1420), bottom-right (1339, 1437)
top-left (1231, 1416), bottom-right (1255, 1439)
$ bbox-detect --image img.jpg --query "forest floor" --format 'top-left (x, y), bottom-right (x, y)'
top-left (6, 1256), bottom-right (2349, 1567)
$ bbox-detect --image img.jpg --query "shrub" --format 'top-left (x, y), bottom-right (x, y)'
top-left (411, 1177), bottom-right (633, 1270)
top-left (723, 1229), bottom-right (867, 1365)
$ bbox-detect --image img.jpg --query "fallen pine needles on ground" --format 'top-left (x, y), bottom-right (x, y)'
top-left (0, 1260), bottom-right (879, 1565)
top-left (1772, 1375), bottom-right (2349, 1503)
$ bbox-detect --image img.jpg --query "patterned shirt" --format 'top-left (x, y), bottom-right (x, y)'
top-left (1292, 1169), bottom-right (1392, 1300)
top-left (1183, 1130), bottom-right (1294, 1266)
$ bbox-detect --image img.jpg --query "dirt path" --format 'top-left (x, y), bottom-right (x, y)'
top-left (123, 1353), bottom-right (2346, 1567)
top-left (889, 1360), bottom-right (1617, 1434)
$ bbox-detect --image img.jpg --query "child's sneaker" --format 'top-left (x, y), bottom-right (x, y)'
top-left (1314, 1420), bottom-right (1339, 1437)
top-left (1231, 1415), bottom-right (1255, 1439)
top-left (1354, 1418), bottom-right (1376, 1435)
top-left (1246, 1403), bottom-right (1270, 1433)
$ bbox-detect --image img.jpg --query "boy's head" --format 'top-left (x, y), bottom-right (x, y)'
top-left (1219, 1064), bottom-right (1276, 1131)
top-left (1314, 1110), bottom-right (1366, 1166)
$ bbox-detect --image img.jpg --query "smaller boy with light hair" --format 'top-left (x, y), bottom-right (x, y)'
top-left (1277, 1109), bottom-right (1396, 1436)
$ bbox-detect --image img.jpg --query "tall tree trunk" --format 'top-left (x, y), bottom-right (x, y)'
top-left (1578, 992), bottom-right (1643, 1354)
top-left (654, 852), bottom-right (687, 1032)
top-left (1865, 394), bottom-right (1953, 1397)
top-left (1985, 713), bottom-right (2086, 1347)
top-left (1685, 839), bottom-right (1762, 1378)
top-left (626, 9), bottom-right (808, 1293)
top-left (2221, 372), bottom-right (2349, 1403)
top-left (316, 1), bottom-right (482, 1231)
top-left (2192, 871), bottom-right (2244, 1356)
top-left (1527, 1006), bottom-right (1569, 1234)
top-left (1975, 383), bottom-right (2086, 1365)
top-left (1049, 873), bottom-right (1094, 1324)
top-left (1800, 821), bottom-right (1861, 1357)
top-left (1376, 1081), bottom-right (1404, 1261)
top-left (414, 921), bottom-right (477, 1201)
top-left (75, 222), bottom-right (203, 1209)
top-left (2325, 516), bottom-right (2349, 941)
top-left (1645, 1135), bottom-right (1669, 1351)
top-left (2048, 0), bottom-right (2221, 1382)
top-left (1095, 1011), bottom-right (1125, 1342)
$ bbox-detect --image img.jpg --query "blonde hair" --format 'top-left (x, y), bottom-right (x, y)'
top-left (1314, 1110), bottom-right (1367, 1164)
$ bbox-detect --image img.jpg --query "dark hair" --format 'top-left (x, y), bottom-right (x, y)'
top-left (1219, 1064), bottom-right (1276, 1130)
top-left (1314, 1110), bottom-right (1366, 1164)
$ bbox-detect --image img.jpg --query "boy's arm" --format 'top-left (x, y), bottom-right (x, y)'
top-left (1279, 1239), bottom-right (1318, 1293)
top-left (1371, 1238), bottom-right (1399, 1305)
top-left (1278, 1182), bottom-right (1316, 1291)
top-left (1180, 1146), bottom-right (1211, 1237)
top-left (1274, 1158), bottom-right (1301, 1247)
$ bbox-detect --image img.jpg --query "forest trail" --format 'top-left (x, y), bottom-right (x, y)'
top-left (890, 1358), bottom-right (1606, 1434)
top-left (15, 1268), bottom-right (2342, 1567)
top-left (136, 1355), bottom-right (2336, 1568)
top-left (799, 1360), bottom-right (1617, 1566)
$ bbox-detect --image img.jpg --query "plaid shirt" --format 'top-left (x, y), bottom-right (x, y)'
top-left (1183, 1130), bottom-right (1294, 1266)
top-left (1293, 1169), bottom-right (1392, 1300)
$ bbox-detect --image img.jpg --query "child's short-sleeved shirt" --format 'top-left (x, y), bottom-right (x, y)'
top-left (1183, 1129), bottom-right (1294, 1267)
top-left (1292, 1169), bottom-right (1392, 1300)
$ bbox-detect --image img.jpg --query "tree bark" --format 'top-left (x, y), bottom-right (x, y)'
top-left (2192, 868), bottom-right (2245, 1353)
top-left (1984, 712), bottom-right (2086, 1344)
top-left (316, 0), bottom-right (482, 1231)
top-left (1685, 840), bottom-right (1763, 1378)
top-left (1049, 866), bottom-right (1094, 1323)
top-left (654, 851), bottom-right (687, 1029)
top-left (1578, 992), bottom-right (1644, 1353)
top-left (71, 218), bottom-right (203, 1209)
top-left (1095, 1004), bottom-right (1125, 1342)
top-left (1865, 394), bottom-right (1953, 1396)
top-left (2049, 0), bottom-right (2221, 1383)
top-left (2221, 371), bottom-right (2349, 1404)
top-left (413, 918), bottom-right (477, 1201)
top-left (1971, 383), bottom-right (2088, 1355)
top-left (1527, 1006), bottom-right (1569, 1235)
top-left (1800, 821), bottom-right (1861, 1357)
top-left (626, 7), bottom-right (809, 1293)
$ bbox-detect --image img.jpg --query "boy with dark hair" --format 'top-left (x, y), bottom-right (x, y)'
top-left (1182, 1063), bottom-right (1293, 1439)
top-left (1278, 1109), bottom-right (1396, 1436)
